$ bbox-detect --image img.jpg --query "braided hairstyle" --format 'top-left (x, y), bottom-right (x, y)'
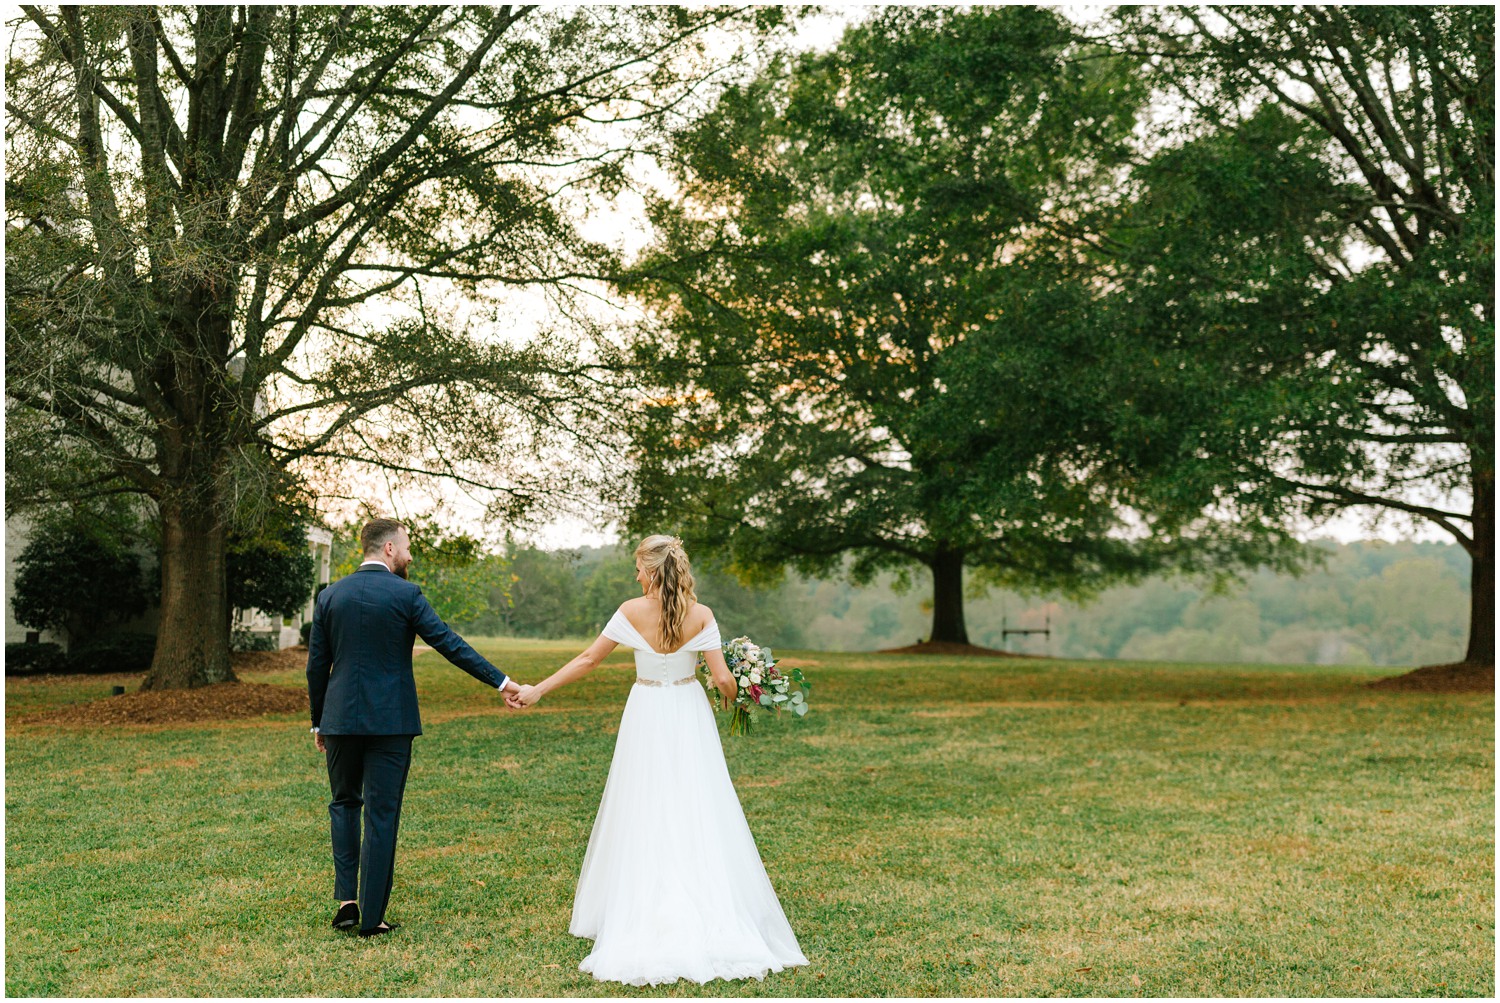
top-left (635, 534), bottom-right (697, 651)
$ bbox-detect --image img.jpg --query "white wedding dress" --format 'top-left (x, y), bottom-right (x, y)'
top-left (568, 605), bottom-right (808, 986)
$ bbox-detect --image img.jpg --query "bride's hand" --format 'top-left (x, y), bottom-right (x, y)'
top-left (517, 683), bottom-right (542, 707)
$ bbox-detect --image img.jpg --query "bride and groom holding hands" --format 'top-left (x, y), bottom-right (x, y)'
top-left (306, 519), bottom-right (807, 986)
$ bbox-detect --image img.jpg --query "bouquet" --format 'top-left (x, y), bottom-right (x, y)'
top-left (703, 635), bottom-right (811, 736)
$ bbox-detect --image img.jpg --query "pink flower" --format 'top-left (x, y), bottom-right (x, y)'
top-left (749, 684), bottom-right (763, 701)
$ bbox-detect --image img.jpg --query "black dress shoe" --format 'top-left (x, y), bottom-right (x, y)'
top-left (332, 903), bottom-right (359, 930)
top-left (358, 922), bottom-right (400, 938)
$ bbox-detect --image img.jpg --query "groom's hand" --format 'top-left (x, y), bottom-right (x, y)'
top-left (313, 730), bottom-right (326, 753)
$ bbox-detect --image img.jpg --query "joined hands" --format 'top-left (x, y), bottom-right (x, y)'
top-left (504, 683), bottom-right (541, 710)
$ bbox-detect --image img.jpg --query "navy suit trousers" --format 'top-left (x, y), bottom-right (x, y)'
top-left (324, 734), bottom-right (414, 930)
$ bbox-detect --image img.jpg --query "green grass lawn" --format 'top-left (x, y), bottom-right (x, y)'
top-left (5, 642), bottom-right (1493, 997)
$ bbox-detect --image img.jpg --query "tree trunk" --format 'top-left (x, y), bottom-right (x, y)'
top-left (1465, 469), bottom-right (1494, 665)
top-left (929, 548), bottom-right (969, 644)
top-left (140, 493), bottom-right (235, 689)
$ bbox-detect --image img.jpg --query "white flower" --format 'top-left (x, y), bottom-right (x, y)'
top-left (750, 671), bottom-right (762, 684)
top-left (738, 676), bottom-right (749, 688)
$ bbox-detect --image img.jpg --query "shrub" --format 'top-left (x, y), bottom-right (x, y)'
top-left (64, 633), bottom-right (157, 674)
top-left (229, 513), bottom-right (317, 620)
top-left (230, 628), bottom-right (280, 653)
top-left (4, 642), bottom-right (68, 676)
top-left (10, 521), bottom-right (153, 638)
top-left (300, 621), bottom-right (313, 646)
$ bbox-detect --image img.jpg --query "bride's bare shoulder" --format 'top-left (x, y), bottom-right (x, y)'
top-left (619, 596), bottom-right (656, 626)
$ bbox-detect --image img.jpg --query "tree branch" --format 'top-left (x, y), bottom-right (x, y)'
top-left (1280, 476), bottom-right (1474, 551)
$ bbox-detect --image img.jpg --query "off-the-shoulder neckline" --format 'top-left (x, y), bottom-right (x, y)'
top-left (611, 607), bottom-right (716, 655)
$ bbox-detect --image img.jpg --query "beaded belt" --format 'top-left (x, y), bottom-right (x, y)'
top-left (634, 676), bottom-right (699, 687)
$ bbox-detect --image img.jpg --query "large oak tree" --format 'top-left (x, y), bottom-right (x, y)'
top-left (1102, 6), bottom-right (1493, 668)
top-left (619, 6), bottom-right (1302, 644)
top-left (5, 5), bottom-right (784, 687)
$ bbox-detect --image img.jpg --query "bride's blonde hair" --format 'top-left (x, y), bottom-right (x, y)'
top-left (636, 534), bottom-right (696, 650)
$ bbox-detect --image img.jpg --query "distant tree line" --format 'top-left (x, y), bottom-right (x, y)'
top-left (322, 524), bottom-right (809, 651)
top-left (431, 538), bottom-right (1466, 669)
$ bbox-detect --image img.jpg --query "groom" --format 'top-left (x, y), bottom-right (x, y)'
top-left (306, 518), bottom-right (522, 937)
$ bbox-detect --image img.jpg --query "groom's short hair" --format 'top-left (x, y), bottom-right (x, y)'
top-left (361, 518), bottom-right (406, 555)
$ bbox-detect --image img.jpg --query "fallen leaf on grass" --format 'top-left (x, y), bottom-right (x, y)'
top-left (1075, 966), bottom-right (1092, 973)
top-left (1131, 974), bottom-right (1142, 987)
top-left (64, 948), bottom-right (79, 953)
top-left (543, 964), bottom-right (560, 969)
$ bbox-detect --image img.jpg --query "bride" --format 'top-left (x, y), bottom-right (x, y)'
top-left (510, 535), bottom-right (808, 987)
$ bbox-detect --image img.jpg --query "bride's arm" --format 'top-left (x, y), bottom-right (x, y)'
top-left (701, 647), bottom-right (736, 707)
top-left (517, 634), bottom-right (618, 705)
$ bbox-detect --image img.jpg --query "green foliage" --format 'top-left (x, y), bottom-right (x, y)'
top-left (9, 514), bottom-right (153, 642)
top-left (495, 540), bottom-right (1466, 666)
top-left (227, 510), bottom-right (318, 621)
top-left (328, 524), bottom-right (365, 582)
top-left (3, 643), bottom-right (68, 676)
top-left (4, 5), bottom-right (792, 687)
top-left (500, 546), bottom-right (584, 636)
top-left (4, 5), bottom-right (789, 515)
top-left (494, 544), bottom-right (811, 647)
top-left (845, 540), bottom-right (1468, 666)
top-left (229, 628), bottom-right (281, 654)
top-left (64, 632), bottom-right (157, 674)
top-left (405, 521), bottom-right (512, 630)
top-left (1103, 5), bottom-right (1493, 661)
top-left (620, 6), bottom-right (1303, 641)
top-left (326, 519), bottom-right (512, 631)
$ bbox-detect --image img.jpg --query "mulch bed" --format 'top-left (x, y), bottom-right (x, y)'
top-left (16, 648), bottom-right (311, 728)
top-left (25, 681), bottom-right (308, 727)
top-left (877, 640), bottom-right (1043, 658)
top-left (1366, 661), bottom-right (1494, 693)
top-left (228, 646), bottom-right (313, 674)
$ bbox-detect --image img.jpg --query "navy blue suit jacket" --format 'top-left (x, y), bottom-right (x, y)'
top-left (306, 564), bottom-right (508, 736)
